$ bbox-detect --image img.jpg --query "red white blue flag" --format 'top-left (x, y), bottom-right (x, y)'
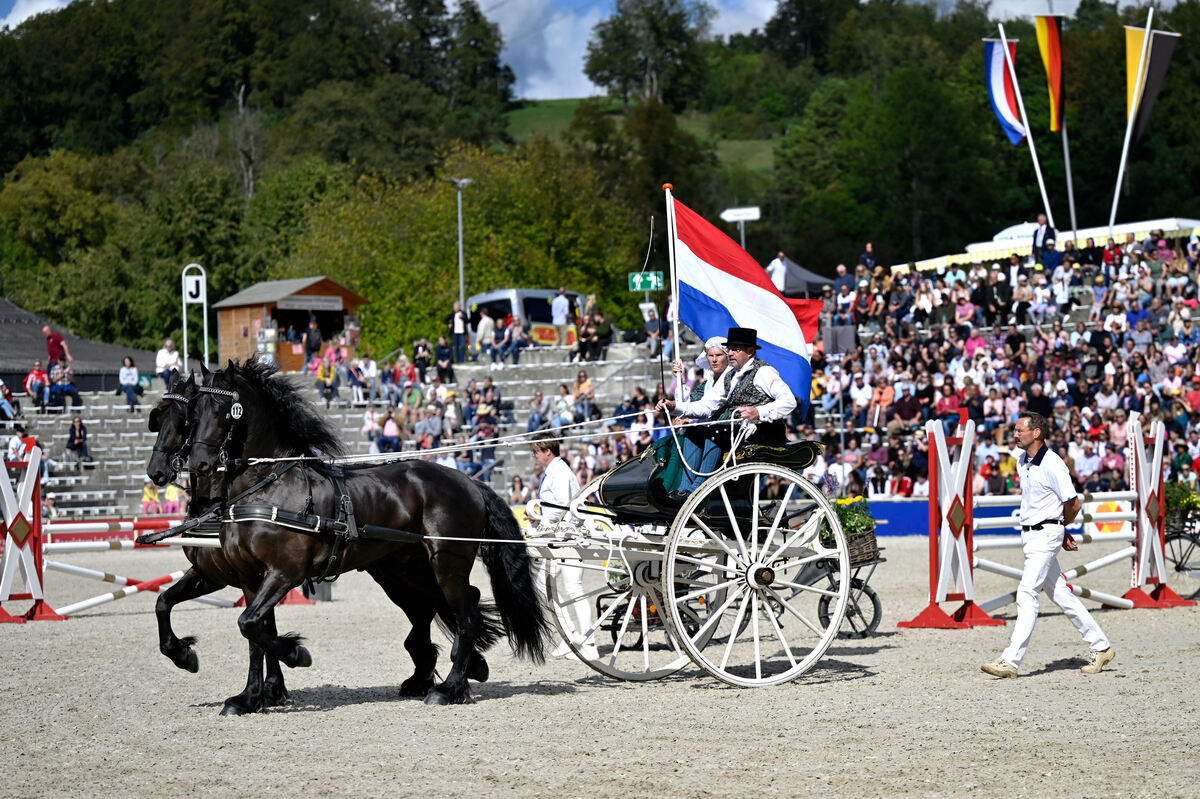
top-left (984, 40), bottom-right (1026, 146)
top-left (668, 193), bottom-right (820, 414)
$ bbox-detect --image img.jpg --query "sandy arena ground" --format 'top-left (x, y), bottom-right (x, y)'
top-left (1, 536), bottom-right (1196, 798)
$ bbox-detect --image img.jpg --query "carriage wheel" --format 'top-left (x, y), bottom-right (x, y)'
top-left (1163, 532), bottom-right (1200, 600)
top-left (542, 476), bottom-right (689, 681)
top-left (817, 578), bottom-right (882, 639)
top-left (662, 463), bottom-right (850, 687)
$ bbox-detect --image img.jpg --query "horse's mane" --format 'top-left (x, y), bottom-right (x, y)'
top-left (230, 356), bottom-right (345, 457)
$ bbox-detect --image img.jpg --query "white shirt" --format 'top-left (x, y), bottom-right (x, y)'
top-left (1016, 444), bottom-right (1077, 526)
top-left (6, 433), bottom-right (23, 461)
top-left (538, 456), bottom-right (579, 523)
top-left (156, 347), bottom-right (181, 372)
top-left (362, 359), bottom-right (378, 380)
top-left (475, 315), bottom-right (495, 349)
top-left (766, 257), bottom-right (787, 292)
top-left (550, 294), bottom-right (570, 326)
top-left (673, 359), bottom-right (797, 423)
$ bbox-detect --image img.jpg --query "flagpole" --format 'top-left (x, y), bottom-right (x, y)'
top-left (998, 23), bottom-right (1055, 231)
top-left (1108, 8), bottom-right (1154, 234)
top-left (662, 183), bottom-right (681, 351)
top-left (1062, 123), bottom-right (1078, 245)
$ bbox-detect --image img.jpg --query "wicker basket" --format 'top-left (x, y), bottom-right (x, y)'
top-left (846, 525), bottom-right (879, 565)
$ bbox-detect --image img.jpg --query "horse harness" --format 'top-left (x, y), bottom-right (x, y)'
top-left (152, 390), bottom-right (193, 480)
top-left (142, 384), bottom-right (417, 582)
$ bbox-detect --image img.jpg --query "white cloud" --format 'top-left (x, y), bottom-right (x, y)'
top-left (0, 0), bottom-right (71, 30)
top-left (494, 0), bottom-right (605, 100)
top-left (710, 0), bottom-right (775, 38)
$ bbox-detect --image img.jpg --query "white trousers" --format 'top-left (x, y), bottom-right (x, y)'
top-left (535, 559), bottom-right (595, 645)
top-left (1001, 524), bottom-right (1110, 668)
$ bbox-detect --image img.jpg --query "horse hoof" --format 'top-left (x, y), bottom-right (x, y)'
top-left (400, 678), bottom-right (434, 698)
top-left (286, 646), bottom-right (312, 668)
top-left (176, 648), bottom-right (200, 674)
top-left (423, 689), bottom-right (450, 706)
top-left (220, 699), bottom-right (256, 716)
top-left (467, 656), bottom-right (489, 683)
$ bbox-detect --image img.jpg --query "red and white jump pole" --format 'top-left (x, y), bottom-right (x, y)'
top-left (1, 450), bottom-right (64, 622)
top-left (900, 411), bottom-right (1002, 629)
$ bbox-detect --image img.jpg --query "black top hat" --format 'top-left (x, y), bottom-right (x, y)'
top-left (726, 327), bottom-right (761, 350)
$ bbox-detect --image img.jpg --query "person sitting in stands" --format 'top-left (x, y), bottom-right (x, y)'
top-left (23, 359), bottom-right (50, 413)
top-left (0, 379), bottom-right (22, 420)
top-left (66, 416), bottom-right (92, 465)
top-left (48, 356), bottom-right (82, 409)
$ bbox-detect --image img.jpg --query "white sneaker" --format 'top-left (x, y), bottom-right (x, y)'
top-left (496, 362), bottom-right (503, 371)
top-left (550, 640), bottom-right (572, 659)
top-left (981, 658), bottom-right (1018, 678)
top-left (1081, 647), bottom-right (1115, 674)
top-left (579, 642), bottom-right (601, 662)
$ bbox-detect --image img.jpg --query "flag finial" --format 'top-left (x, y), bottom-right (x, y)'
top-left (662, 183), bottom-right (673, 191)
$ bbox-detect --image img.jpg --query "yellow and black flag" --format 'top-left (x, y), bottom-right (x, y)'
top-left (1034, 15), bottom-right (1065, 132)
top-left (1126, 25), bottom-right (1181, 143)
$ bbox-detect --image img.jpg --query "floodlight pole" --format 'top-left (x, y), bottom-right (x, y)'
top-left (446, 178), bottom-right (473, 311)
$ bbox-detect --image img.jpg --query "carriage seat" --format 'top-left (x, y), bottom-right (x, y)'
top-left (594, 437), bottom-right (824, 525)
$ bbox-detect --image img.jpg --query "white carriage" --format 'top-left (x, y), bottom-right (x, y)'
top-left (523, 439), bottom-right (871, 686)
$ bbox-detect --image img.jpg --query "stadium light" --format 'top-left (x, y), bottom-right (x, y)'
top-left (446, 178), bottom-right (473, 310)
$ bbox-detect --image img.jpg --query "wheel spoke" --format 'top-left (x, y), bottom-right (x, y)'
top-left (750, 592), bottom-right (762, 680)
top-left (718, 484), bottom-right (749, 558)
top-left (760, 482), bottom-right (795, 559)
top-left (719, 590), bottom-right (753, 671)
top-left (750, 477), bottom-right (760, 560)
top-left (639, 594), bottom-right (650, 671)
top-left (764, 596), bottom-right (798, 668)
top-left (766, 586), bottom-right (824, 636)
top-left (674, 576), bottom-right (742, 604)
top-left (580, 588), bottom-right (630, 643)
top-left (607, 594), bottom-right (640, 665)
top-left (774, 577), bottom-right (839, 598)
top-left (688, 584), bottom-right (747, 645)
top-left (556, 583), bottom-right (613, 606)
top-left (673, 553), bottom-right (742, 575)
top-left (764, 512), bottom-right (823, 566)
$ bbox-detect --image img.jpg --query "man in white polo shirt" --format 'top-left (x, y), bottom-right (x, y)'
top-left (981, 412), bottom-right (1116, 678)
top-left (530, 432), bottom-right (599, 661)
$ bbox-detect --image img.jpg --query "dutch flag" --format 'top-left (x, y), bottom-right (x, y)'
top-left (984, 39), bottom-right (1027, 146)
top-left (666, 191), bottom-right (821, 415)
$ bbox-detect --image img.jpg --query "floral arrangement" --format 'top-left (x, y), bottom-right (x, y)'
top-left (833, 496), bottom-right (877, 540)
top-left (1163, 480), bottom-right (1200, 513)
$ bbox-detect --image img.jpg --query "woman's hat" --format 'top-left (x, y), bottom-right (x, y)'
top-left (726, 327), bottom-right (761, 350)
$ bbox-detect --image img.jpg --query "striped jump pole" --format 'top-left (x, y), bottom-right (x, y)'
top-left (56, 571), bottom-right (188, 617)
top-left (42, 538), bottom-right (222, 553)
top-left (43, 560), bottom-right (234, 608)
top-left (974, 559), bottom-right (1136, 612)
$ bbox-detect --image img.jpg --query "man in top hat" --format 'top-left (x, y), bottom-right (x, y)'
top-left (658, 326), bottom-right (796, 449)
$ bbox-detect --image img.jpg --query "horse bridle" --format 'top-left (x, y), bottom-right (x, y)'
top-left (194, 385), bottom-right (245, 468)
top-left (151, 391), bottom-right (194, 478)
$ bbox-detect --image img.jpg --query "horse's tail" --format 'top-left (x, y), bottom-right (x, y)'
top-left (478, 485), bottom-right (551, 663)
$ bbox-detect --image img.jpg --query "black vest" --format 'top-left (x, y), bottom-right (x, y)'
top-left (718, 359), bottom-right (773, 421)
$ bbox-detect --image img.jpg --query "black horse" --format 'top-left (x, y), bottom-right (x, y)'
top-left (185, 358), bottom-right (550, 709)
top-left (146, 371), bottom-right (293, 712)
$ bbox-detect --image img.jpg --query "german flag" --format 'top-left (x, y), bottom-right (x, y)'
top-left (1034, 15), bottom-right (1065, 132)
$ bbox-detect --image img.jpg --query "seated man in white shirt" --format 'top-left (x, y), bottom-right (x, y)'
top-left (657, 327), bottom-right (797, 496)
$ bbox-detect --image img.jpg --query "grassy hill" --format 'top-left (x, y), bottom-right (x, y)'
top-left (506, 98), bottom-right (775, 173)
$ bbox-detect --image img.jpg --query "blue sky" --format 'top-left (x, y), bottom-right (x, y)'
top-left (0, 0), bottom-right (1104, 100)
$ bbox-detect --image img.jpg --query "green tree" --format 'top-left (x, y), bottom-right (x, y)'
top-left (584, 0), bottom-right (714, 108)
top-left (274, 74), bottom-right (443, 177)
top-left (763, 0), bottom-right (855, 71)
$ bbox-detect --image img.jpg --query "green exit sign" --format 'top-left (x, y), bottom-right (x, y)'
top-left (629, 271), bottom-right (664, 291)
